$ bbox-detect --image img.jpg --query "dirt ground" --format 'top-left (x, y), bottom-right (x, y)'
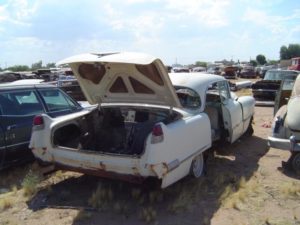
top-left (0, 105), bottom-right (300, 225)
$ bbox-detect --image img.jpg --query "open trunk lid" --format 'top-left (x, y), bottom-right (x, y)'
top-left (57, 52), bottom-right (181, 108)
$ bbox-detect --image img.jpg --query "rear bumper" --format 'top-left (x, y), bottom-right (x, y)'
top-left (268, 135), bottom-right (300, 151)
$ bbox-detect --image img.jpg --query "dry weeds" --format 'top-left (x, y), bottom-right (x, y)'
top-left (74, 209), bottom-right (92, 222)
top-left (139, 206), bottom-right (157, 223)
top-left (21, 170), bottom-right (41, 197)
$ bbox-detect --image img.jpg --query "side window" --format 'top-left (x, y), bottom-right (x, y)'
top-left (39, 89), bottom-right (77, 112)
top-left (0, 90), bottom-right (43, 116)
top-left (217, 81), bottom-right (230, 102)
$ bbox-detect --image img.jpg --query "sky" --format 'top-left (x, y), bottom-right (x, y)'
top-left (0, 0), bottom-right (300, 67)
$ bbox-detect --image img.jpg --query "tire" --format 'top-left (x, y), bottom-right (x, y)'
top-left (245, 117), bottom-right (254, 137)
top-left (190, 153), bottom-right (204, 178)
top-left (291, 152), bottom-right (300, 173)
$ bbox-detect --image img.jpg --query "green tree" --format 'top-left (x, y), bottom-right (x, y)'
top-left (195, 61), bottom-right (207, 67)
top-left (287, 44), bottom-right (300, 58)
top-left (7, 65), bottom-right (30, 72)
top-left (280, 44), bottom-right (300, 59)
top-left (256, 54), bottom-right (267, 65)
top-left (250, 60), bottom-right (258, 67)
top-left (267, 60), bottom-right (279, 65)
top-left (46, 62), bottom-right (56, 68)
top-left (280, 45), bottom-right (289, 60)
top-left (31, 60), bottom-right (43, 70)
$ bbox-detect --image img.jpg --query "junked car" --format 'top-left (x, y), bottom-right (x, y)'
top-left (222, 66), bottom-right (237, 79)
top-left (239, 65), bottom-right (256, 78)
top-left (252, 70), bottom-right (299, 105)
top-left (268, 74), bottom-right (300, 172)
top-left (0, 81), bottom-right (83, 169)
top-left (30, 52), bottom-right (255, 188)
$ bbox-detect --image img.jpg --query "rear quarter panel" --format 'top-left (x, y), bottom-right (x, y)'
top-left (144, 112), bottom-right (211, 187)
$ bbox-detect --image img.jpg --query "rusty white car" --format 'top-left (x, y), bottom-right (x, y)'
top-left (268, 74), bottom-right (300, 172)
top-left (30, 52), bottom-right (255, 188)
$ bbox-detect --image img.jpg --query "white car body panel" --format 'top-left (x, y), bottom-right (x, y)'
top-left (268, 75), bottom-right (300, 151)
top-left (57, 52), bottom-right (181, 108)
top-left (30, 52), bottom-right (255, 188)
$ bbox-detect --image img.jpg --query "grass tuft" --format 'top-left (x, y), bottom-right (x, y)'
top-left (131, 188), bottom-right (142, 200)
top-left (0, 197), bottom-right (13, 211)
top-left (74, 209), bottom-right (92, 222)
top-left (88, 184), bottom-right (114, 210)
top-left (280, 181), bottom-right (300, 198)
top-left (21, 170), bottom-right (41, 197)
top-left (139, 206), bottom-right (157, 223)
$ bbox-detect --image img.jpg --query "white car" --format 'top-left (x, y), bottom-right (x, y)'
top-left (30, 52), bottom-right (255, 188)
top-left (268, 74), bottom-right (300, 172)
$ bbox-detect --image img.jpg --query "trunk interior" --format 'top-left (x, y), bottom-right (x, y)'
top-left (53, 106), bottom-right (180, 156)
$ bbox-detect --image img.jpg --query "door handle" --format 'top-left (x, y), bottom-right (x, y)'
top-left (7, 125), bottom-right (17, 131)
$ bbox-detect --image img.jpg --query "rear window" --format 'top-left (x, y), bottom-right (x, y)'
top-left (174, 86), bottom-right (201, 109)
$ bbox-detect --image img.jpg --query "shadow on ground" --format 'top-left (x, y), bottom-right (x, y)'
top-left (27, 135), bottom-right (269, 225)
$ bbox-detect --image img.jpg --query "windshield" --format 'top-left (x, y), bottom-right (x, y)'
top-left (264, 70), bottom-right (298, 81)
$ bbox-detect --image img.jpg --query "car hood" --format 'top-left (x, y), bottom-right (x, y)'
top-left (57, 52), bottom-right (181, 108)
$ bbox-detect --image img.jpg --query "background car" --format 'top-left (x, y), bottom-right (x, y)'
top-left (0, 82), bottom-right (83, 169)
top-left (239, 65), bottom-right (256, 78)
top-left (221, 66), bottom-right (237, 79)
top-left (252, 70), bottom-right (299, 103)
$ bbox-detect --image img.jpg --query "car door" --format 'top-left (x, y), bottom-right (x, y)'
top-left (0, 90), bottom-right (44, 160)
top-left (218, 81), bottom-right (243, 143)
top-left (274, 77), bottom-right (297, 116)
top-left (0, 123), bottom-right (6, 168)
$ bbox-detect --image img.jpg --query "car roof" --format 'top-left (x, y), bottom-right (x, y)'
top-left (170, 72), bottom-right (224, 90)
top-left (170, 72), bottom-right (225, 111)
top-left (267, 69), bottom-right (299, 73)
top-left (0, 82), bottom-right (56, 90)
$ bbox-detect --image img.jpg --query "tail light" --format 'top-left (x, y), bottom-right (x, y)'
top-left (33, 115), bottom-right (44, 125)
top-left (33, 115), bottom-right (44, 130)
top-left (151, 123), bottom-right (164, 144)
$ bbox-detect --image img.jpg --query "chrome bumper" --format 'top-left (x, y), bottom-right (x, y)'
top-left (268, 135), bottom-right (300, 151)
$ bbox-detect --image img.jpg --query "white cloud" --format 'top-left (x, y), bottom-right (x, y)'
top-left (165, 0), bottom-right (231, 27)
top-left (243, 8), bottom-right (286, 34)
top-left (0, 0), bottom-right (39, 26)
top-left (103, 2), bottom-right (165, 42)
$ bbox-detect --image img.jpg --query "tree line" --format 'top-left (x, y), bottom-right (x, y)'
top-left (2, 44), bottom-right (300, 72)
top-left (0, 60), bottom-right (56, 72)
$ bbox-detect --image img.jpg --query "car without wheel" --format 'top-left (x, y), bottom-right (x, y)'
top-left (29, 52), bottom-right (255, 188)
top-left (0, 81), bottom-right (83, 169)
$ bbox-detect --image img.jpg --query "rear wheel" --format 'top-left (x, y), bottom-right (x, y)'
top-left (291, 152), bottom-right (300, 172)
top-left (190, 153), bottom-right (204, 178)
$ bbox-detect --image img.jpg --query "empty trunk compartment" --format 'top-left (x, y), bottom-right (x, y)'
top-left (53, 106), bottom-right (180, 156)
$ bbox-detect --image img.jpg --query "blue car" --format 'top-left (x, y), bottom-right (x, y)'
top-left (0, 81), bottom-right (83, 169)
